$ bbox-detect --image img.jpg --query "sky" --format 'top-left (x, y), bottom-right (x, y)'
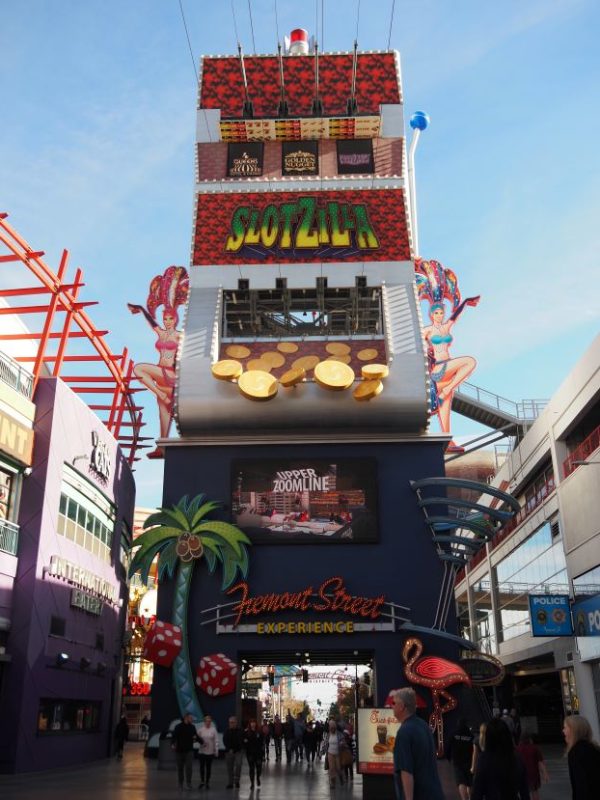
top-left (1, 0), bottom-right (599, 507)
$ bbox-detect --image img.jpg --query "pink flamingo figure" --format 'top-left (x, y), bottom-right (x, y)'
top-left (402, 637), bottom-right (471, 756)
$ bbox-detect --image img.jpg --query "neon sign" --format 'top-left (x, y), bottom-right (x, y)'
top-left (226, 576), bottom-right (385, 627)
top-left (224, 197), bottom-right (379, 253)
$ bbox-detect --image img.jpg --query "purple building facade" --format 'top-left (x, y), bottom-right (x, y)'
top-left (0, 377), bottom-right (135, 773)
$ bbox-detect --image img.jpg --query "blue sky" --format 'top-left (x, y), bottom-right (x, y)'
top-left (1, 0), bottom-right (599, 506)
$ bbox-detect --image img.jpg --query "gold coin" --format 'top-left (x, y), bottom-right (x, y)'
top-left (353, 379), bottom-right (383, 401)
top-left (314, 360), bottom-right (355, 391)
top-left (225, 344), bottom-right (251, 359)
top-left (211, 360), bottom-right (243, 381)
top-left (357, 348), bottom-right (379, 361)
top-left (277, 342), bottom-right (299, 354)
top-left (326, 342), bottom-right (351, 356)
top-left (247, 359), bottom-right (273, 372)
top-left (238, 370), bottom-right (278, 401)
top-left (279, 367), bottom-right (305, 387)
top-left (327, 354), bottom-right (351, 364)
top-left (292, 355), bottom-right (320, 373)
top-left (362, 363), bottom-right (389, 380)
top-left (261, 351), bottom-right (286, 368)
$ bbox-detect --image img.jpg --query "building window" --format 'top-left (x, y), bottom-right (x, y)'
top-left (472, 573), bottom-right (496, 654)
top-left (496, 520), bottom-right (568, 643)
top-left (120, 522), bottom-right (132, 570)
top-left (573, 565), bottom-right (600, 600)
top-left (57, 476), bottom-right (115, 565)
top-left (456, 588), bottom-right (471, 641)
top-left (0, 468), bottom-right (14, 520)
top-left (37, 699), bottom-right (101, 733)
top-left (49, 616), bottom-right (66, 637)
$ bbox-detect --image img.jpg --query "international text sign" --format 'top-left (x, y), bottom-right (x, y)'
top-left (572, 594), bottom-right (600, 636)
top-left (192, 189), bottom-right (410, 265)
top-left (529, 595), bottom-right (573, 637)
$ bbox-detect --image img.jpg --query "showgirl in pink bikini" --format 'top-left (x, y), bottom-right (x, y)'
top-left (127, 266), bottom-right (189, 459)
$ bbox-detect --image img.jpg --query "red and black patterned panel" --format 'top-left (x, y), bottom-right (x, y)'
top-left (199, 53), bottom-right (401, 119)
top-left (192, 189), bottom-right (410, 265)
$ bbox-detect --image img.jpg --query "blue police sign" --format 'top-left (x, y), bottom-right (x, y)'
top-left (572, 594), bottom-right (600, 636)
top-left (529, 595), bottom-right (573, 637)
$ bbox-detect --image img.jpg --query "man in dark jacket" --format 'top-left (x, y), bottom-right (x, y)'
top-left (171, 713), bottom-right (198, 790)
top-left (114, 714), bottom-right (129, 759)
top-left (272, 715), bottom-right (283, 761)
top-left (223, 715), bottom-right (244, 788)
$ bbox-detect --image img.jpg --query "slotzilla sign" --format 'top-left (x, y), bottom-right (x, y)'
top-left (224, 196), bottom-right (380, 255)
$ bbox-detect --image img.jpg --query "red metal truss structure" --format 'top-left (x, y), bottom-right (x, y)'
top-left (0, 213), bottom-right (145, 464)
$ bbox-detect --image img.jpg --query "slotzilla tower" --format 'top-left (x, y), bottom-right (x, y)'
top-left (153, 30), bottom-right (470, 796)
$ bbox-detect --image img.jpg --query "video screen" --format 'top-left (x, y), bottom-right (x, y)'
top-left (232, 458), bottom-right (378, 544)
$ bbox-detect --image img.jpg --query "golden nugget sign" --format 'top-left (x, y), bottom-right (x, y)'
top-left (226, 576), bottom-right (386, 632)
top-left (283, 149), bottom-right (316, 174)
top-left (225, 197), bottom-right (380, 253)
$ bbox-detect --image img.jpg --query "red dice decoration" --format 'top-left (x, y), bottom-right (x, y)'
top-left (195, 652), bottom-right (238, 696)
top-left (142, 620), bottom-right (182, 667)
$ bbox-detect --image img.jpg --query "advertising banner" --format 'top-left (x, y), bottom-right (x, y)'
top-left (357, 708), bottom-right (400, 775)
top-left (336, 139), bottom-right (375, 174)
top-left (529, 595), bottom-right (573, 636)
top-left (232, 458), bottom-right (378, 544)
top-left (282, 140), bottom-right (319, 176)
top-left (227, 142), bottom-right (264, 177)
top-left (572, 594), bottom-right (600, 636)
top-left (192, 189), bottom-right (410, 265)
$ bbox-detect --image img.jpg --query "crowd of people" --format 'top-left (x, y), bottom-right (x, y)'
top-left (168, 711), bottom-right (356, 792)
top-left (391, 688), bottom-right (600, 800)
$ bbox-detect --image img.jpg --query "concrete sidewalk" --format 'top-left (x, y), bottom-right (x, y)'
top-left (0, 743), bottom-right (570, 799)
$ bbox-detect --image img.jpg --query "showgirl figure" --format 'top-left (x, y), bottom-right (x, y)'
top-left (127, 266), bottom-right (189, 459)
top-left (415, 259), bottom-right (479, 451)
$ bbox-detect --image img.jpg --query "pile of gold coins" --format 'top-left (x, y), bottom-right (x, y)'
top-left (211, 342), bottom-right (389, 402)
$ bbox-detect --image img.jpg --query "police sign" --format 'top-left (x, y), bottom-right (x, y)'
top-left (528, 595), bottom-right (573, 637)
top-left (572, 594), bottom-right (600, 636)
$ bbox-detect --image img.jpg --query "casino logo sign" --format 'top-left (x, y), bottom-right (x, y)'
top-left (282, 141), bottom-right (319, 176)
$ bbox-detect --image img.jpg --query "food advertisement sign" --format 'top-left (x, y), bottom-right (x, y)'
top-left (192, 189), bottom-right (410, 265)
top-left (357, 708), bottom-right (400, 775)
top-left (529, 595), bottom-right (573, 637)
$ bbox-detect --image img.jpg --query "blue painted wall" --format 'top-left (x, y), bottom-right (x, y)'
top-left (153, 440), bottom-right (457, 733)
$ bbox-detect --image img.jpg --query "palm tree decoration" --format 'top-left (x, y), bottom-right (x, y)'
top-left (129, 494), bottom-right (251, 721)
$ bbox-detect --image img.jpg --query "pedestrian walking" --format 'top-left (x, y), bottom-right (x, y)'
top-left (171, 713), bottom-right (198, 791)
top-left (321, 719), bottom-right (346, 789)
top-left (223, 715), bottom-right (244, 789)
top-left (510, 709), bottom-right (522, 745)
top-left (501, 709), bottom-right (516, 739)
top-left (446, 718), bottom-right (474, 800)
top-left (314, 720), bottom-right (324, 759)
top-left (243, 718), bottom-right (264, 790)
top-left (471, 722), bottom-right (487, 776)
top-left (563, 715), bottom-right (600, 800)
top-left (197, 714), bottom-right (218, 789)
top-left (272, 715), bottom-right (283, 762)
top-left (516, 731), bottom-right (548, 800)
top-left (471, 717), bottom-right (530, 799)
top-left (303, 721), bottom-right (317, 765)
top-left (261, 718), bottom-right (272, 760)
top-left (114, 714), bottom-right (129, 759)
top-left (391, 687), bottom-right (445, 800)
top-left (283, 713), bottom-right (295, 763)
top-left (293, 713), bottom-right (305, 761)
top-left (341, 725), bottom-right (355, 783)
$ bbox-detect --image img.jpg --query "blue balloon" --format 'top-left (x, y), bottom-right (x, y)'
top-left (410, 111), bottom-right (430, 131)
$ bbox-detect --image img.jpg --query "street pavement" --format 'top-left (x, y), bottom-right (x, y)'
top-left (0, 743), bottom-right (571, 799)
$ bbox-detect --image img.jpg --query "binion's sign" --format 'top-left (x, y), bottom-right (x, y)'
top-left (225, 196), bottom-right (379, 255)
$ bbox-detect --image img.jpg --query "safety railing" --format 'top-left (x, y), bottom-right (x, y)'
top-left (455, 382), bottom-right (547, 421)
top-left (0, 350), bottom-right (33, 399)
top-left (563, 423), bottom-right (600, 477)
top-left (0, 519), bottom-right (20, 556)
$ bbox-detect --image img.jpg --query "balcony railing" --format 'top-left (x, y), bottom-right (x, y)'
top-left (460, 475), bottom-right (556, 575)
top-left (563, 423), bottom-right (600, 478)
top-left (0, 519), bottom-right (20, 556)
top-left (0, 350), bottom-right (33, 399)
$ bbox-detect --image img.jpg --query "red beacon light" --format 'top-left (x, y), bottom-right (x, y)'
top-left (288, 28), bottom-right (309, 55)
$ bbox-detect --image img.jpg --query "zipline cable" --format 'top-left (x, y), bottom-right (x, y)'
top-left (248, 0), bottom-right (257, 53)
top-left (387, 0), bottom-right (396, 50)
top-left (178, 0), bottom-right (199, 82)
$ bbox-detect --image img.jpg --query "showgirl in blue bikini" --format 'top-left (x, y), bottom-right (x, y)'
top-left (416, 259), bottom-right (480, 450)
